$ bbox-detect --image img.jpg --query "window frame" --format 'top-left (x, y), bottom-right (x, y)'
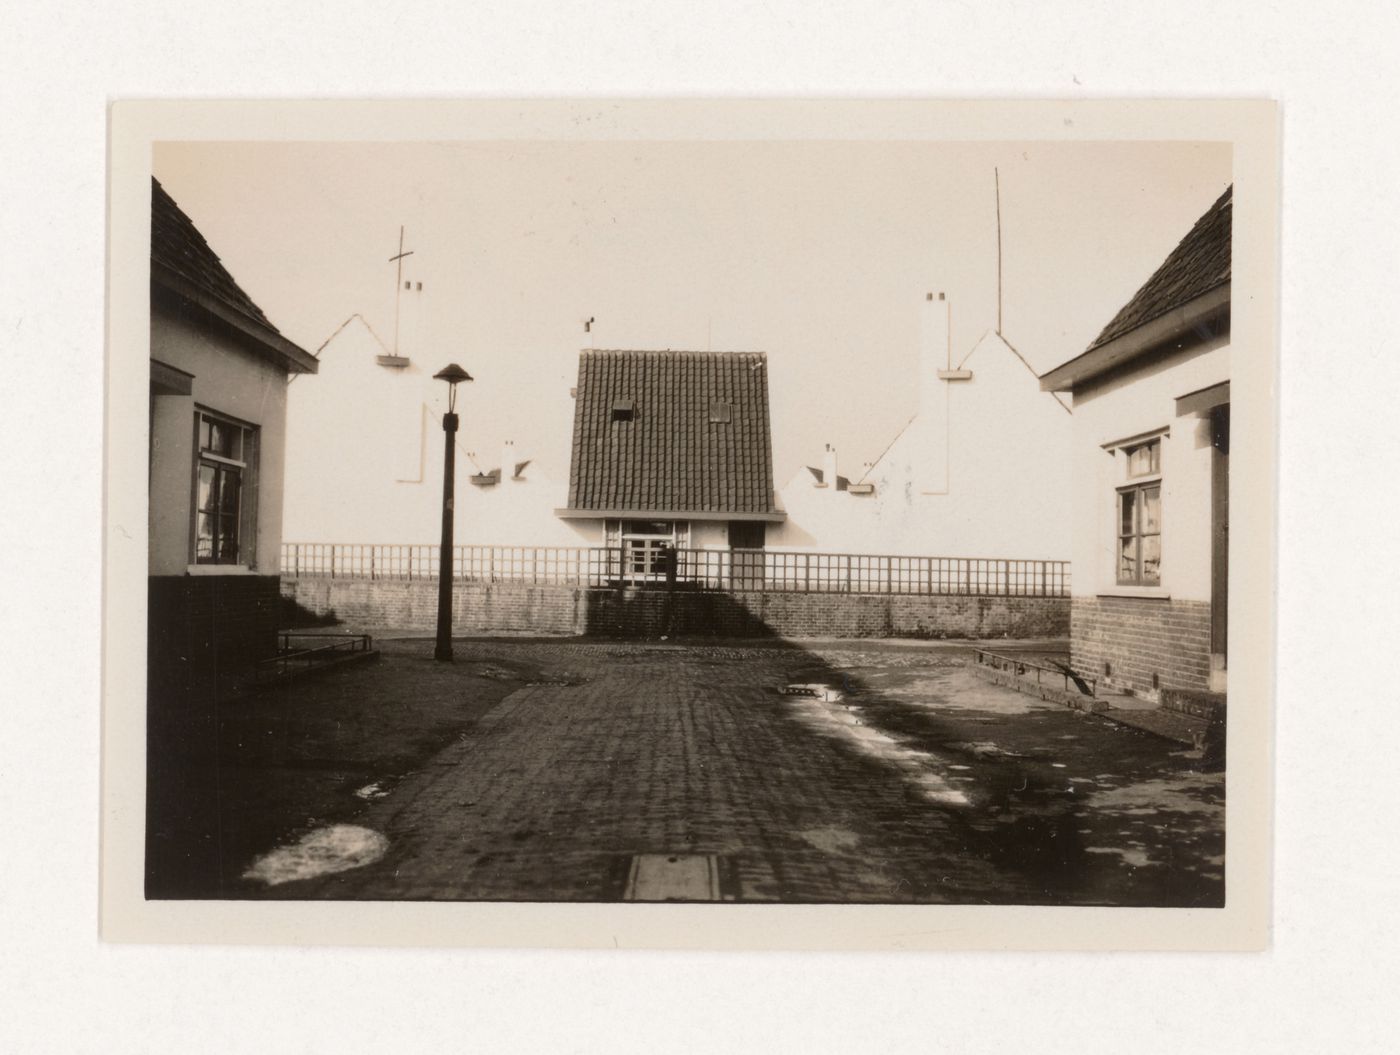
top-left (191, 408), bottom-right (258, 567)
top-left (617, 519), bottom-right (689, 581)
top-left (1114, 436), bottom-right (1163, 587)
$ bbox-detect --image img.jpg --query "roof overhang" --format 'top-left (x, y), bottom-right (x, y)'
top-left (150, 358), bottom-right (194, 396)
top-left (1040, 283), bottom-right (1230, 393)
top-left (554, 507), bottom-right (787, 523)
top-left (152, 262), bottom-right (319, 375)
top-left (1175, 380), bottom-right (1230, 417)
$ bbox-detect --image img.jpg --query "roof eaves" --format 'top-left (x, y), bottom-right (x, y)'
top-left (153, 262), bottom-right (319, 374)
top-left (1039, 283), bottom-right (1229, 392)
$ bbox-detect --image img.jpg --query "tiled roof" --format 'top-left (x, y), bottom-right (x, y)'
top-left (151, 177), bottom-right (280, 337)
top-left (565, 350), bottom-right (778, 515)
top-left (1088, 185), bottom-right (1232, 352)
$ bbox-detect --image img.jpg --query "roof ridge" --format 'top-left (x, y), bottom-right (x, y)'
top-left (582, 348), bottom-right (767, 358)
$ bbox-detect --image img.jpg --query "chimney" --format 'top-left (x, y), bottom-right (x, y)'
top-left (399, 260), bottom-right (428, 361)
top-left (920, 293), bottom-right (951, 493)
top-left (822, 444), bottom-right (839, 493)
top-left (500, 439), bottom-right (515, 482)
top-left (920, 291), bottom-right (951, 412)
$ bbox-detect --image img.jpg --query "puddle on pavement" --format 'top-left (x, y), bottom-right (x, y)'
top-left (798, 826), bottom-right (863, 853)
top-left (1086, 845), bottom-right (1155, 868)
top-left (242, 824), bottom-right (389, 885)
top-left (1086, 776), bottom-right (1223, 817)
top-left (781, 692), bottom-right (970, 806)
top-left (945, 740), bottom-right (1022, 760)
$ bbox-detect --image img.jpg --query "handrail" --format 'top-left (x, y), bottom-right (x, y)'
top-left (972, 648), bottom-right (1095, 697)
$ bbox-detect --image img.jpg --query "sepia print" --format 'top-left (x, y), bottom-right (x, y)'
top-left (104, 101), bottom-right (1277, 949)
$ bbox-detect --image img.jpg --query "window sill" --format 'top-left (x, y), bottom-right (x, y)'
top-left (186, 564), bottom-right (258, 576)
top-left (1097, 586), bottom-right (1172, 600)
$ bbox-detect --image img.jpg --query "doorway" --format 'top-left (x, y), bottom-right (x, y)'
top-left (1210, 404), bottom-right (1229, 688)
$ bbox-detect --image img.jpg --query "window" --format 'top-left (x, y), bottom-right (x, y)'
top-left (193, 410), bottom-right (256, 565)
top-left (611, 399), bottom-right (636, 423)
top-left (709, 400), bottom-right (732, 423)
top-left (1116, 437), bottom-right (1161, 586)
top-left (618, 520), bottom-right (688, 580)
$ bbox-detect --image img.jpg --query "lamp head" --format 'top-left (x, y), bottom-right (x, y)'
top-left (433, 363), bottom-right (474, 386)
top-left (434, 363), bottom-right (473, 412)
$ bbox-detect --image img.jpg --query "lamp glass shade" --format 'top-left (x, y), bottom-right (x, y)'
top-left (433, 363), bottom-right (474, 385)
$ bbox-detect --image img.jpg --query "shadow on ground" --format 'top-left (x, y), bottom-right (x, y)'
top-left (146, 590), bottom-right (1222, 906)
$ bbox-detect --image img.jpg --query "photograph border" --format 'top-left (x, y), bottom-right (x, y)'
top-left (103, 98), bottom-right (1278, 951)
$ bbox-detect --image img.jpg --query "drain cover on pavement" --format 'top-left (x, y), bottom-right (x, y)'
top-left (623, 854), bottom-right (721, 901)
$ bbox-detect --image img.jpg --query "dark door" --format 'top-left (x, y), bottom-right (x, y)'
top-left (727, 521), bottom-right (766, 589)
top-left (1210, 405), bottom-right (1230, 662)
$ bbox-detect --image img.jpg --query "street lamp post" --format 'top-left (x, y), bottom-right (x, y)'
top-left (433, 363), bottom-right (473, 661)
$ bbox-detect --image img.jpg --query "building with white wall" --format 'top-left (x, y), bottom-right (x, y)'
top-left (770, 292), bottom-right (1073, 561)
top-left (1041, 185), bottom-right (1232, 699)
top-left (282, 313), bottom-right (586, 550)
top-left (148, 178), bottom-right (318, 685)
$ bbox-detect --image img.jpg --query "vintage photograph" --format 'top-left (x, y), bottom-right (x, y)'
top-left (108, 103), bottom-right (1273, 944)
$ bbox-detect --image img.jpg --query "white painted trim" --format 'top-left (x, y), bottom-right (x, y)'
top-left (1101, 426), bottom-right (1170, 452)
top-left (1096, 587), bottom-right (1172, 600)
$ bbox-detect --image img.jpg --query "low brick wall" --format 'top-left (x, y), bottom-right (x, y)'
top-left (1070, 595), bottom-right (1213, 698)
top-left (282, 577), bottom-right (1069, 640)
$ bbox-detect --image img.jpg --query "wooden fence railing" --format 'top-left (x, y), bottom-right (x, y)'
top-left (282, 543), bottom-right (1070, 598)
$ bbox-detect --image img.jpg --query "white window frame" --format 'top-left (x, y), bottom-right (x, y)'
top-left (191, 408), bottom-right (258, 568)
top-left (1110, 432), bottom-right (1164, 588)
top-left (618, 519), bottom-right (689, 582)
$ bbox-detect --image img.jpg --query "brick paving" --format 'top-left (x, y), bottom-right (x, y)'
top-left (257, 640), bottom-right (1223, 905)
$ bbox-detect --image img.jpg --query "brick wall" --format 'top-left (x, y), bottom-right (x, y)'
top-left (282, 578), bottom-right (1069, 640)
top-left (149, 574), bottom-right (282, 704)
top-left (1070, 596), bottom-right (1212, 698)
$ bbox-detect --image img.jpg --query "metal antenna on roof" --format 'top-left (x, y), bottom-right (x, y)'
top-left (995, 168), bottom-right (1004, 336)
top-left (389, 225), bottom-right (415, 356)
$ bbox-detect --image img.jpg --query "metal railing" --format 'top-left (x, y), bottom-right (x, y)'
top-left (972, 648), bottom-right (1094, 696)
top-left (283, 542), bottom-right (1069, 598)
top-left (255, 631), bottom-right (376, 683)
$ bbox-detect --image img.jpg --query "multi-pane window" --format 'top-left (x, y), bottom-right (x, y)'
top-left (1117, 437), bottom-right (1161, 586)
top-left (194, 411), bottom-right (255, 565)
top-left (613, 519), bottom-right (690, 580)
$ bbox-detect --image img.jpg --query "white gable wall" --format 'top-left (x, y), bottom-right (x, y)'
top-left (282, 316), bottom-right (588, 548)
top-left (772, 329), bottom-right (1073, 560)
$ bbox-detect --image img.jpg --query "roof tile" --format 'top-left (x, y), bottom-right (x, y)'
top-left (151, 177), bottom-right (280, 335)
top-left (1089, 185), bottom-right (1232, 351)
top-left (566, 350), bottom-right (777, 515)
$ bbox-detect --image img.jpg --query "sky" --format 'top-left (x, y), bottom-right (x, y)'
top-left (153, 139), bottom-right (1231, 482)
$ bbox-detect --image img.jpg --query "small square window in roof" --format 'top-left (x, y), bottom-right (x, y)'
top-left (611, 399), bottom-right (636, 422)
top-left (709, 400), bottom-right (732, 423)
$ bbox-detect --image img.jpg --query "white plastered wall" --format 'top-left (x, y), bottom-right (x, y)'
top-left (282, 316), bottom-right (587, 548)
top-left (1067, 335), bottom-right (1230, 603)
top-left (149, 309), bottom-right (290, 576)
top-left (771, 329), bottom-right (1074, 560)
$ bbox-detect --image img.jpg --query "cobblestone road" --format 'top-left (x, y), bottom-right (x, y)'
top-left (256, 640), bottom-right (1223, 905)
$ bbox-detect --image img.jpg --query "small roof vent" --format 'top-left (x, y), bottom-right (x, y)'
top-left (611, 399), bottom-right (636, 423)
